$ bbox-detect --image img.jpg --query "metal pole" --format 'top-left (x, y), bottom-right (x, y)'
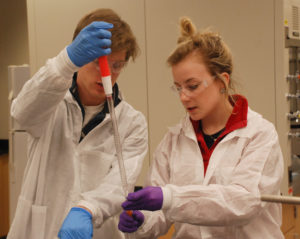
top-left (261, 195), bottom-right (300, 205)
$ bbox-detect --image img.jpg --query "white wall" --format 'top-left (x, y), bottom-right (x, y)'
top-left (0, 0), bottom-right (29, 139)
top-left (25, 0), bottom-right (289, 192)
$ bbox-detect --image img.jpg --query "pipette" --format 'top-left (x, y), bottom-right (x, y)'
top-left (98, 56), bottom-right (134, 238)
top-left (99, 55), bottom-right (129, 195)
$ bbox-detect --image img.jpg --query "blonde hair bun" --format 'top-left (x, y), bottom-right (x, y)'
top-left (178, 17), bottom-right (196, 43)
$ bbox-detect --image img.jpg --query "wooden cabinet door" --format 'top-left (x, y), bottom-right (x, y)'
top-left (0, 154), bottom-right (9, 236)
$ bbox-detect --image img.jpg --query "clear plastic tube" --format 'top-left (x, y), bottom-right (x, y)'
top-left (107, 95), bottom-right (129, 196)
top-left (107, 93), bottom-right (135, 239)
top-left (99, 56), bottom-right (135, 239)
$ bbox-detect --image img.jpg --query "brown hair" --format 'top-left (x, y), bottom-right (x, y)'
top-left (167, 17), bottom-right (236, 95)
top-left (73, 8), bottom-right (139, 61)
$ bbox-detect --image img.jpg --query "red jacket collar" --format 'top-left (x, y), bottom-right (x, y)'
top-left (224, 94), bottom-right (248, 134)
top-left (190, 95), bottom-right (248, 175)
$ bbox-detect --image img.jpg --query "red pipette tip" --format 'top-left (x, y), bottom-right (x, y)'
top-left (99, 55), bottom-right (111, 77)
top-left (126, 210), bottom-right (133, 217)
top-left (98, 55), bottom-right (112, 95)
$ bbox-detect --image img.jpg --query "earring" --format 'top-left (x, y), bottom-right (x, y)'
top-left (220, 88), bottom-right (226, 94)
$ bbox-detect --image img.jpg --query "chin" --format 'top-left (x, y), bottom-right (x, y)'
top-left (188, 114), bottom-right (201, 121)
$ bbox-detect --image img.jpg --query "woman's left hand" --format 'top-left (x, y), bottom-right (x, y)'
top-left (122, 186), bottom-right (163, 211)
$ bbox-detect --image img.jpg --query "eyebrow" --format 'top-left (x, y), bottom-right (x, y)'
top-left (174, 77), bottom-right (201, 85)
top-left (185, 78), bottom-right (196, 84)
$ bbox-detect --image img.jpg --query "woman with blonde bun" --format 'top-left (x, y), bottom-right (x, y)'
top-left (118, 17), bottom-right (284, 238)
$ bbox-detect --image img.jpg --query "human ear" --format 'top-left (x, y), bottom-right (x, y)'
top-left (220, 72), bottom-right (230, 86)
top-left (217, 72), bottom-right (230, 94)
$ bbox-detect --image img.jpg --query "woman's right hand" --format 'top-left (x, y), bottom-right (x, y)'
top-left (118, 210), bottom-right (144, 233)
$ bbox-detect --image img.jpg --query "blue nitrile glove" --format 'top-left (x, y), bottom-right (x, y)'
top-left (58, 207), bottom-right (93, 239)
top-left (67, 21), bottom-right (113, 67)
top-left (122, 186), bottom-right (163, 211)
top-left (118, 210), bottom-right (144, 233)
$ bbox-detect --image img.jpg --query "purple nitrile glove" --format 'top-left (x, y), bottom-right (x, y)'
top-left (122, 186), bottom-right (163, 211)
top-left (118, 210), bottom-right (144, 233)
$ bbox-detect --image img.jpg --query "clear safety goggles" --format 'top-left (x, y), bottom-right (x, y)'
top-left (170, 79), bottom-right (209, 97)
top-left (93, 59), bottom-right (127, 74)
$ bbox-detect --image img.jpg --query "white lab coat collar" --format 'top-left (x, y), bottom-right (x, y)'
top-left (168, 114), bottom-right (197, 142)
top-left (168, 108), bottom-right (260, 184)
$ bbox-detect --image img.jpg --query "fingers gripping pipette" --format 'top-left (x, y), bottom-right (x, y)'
top-left (98, 56), bottom-right (135, 238)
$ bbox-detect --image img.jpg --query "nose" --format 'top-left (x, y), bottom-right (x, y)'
top-left (179, 90), bottom-right (190, 102)
top-left (95, 64), bottom-right (100, 72)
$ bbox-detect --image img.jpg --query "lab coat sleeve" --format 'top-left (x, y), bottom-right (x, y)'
top-left (77, 109), bottom-right (148, 227)
top-left (133, 210), bottom-right (173, 239)
top-left (10, 48), bottom-right (79, 137)
top-left (131, 133), bottom-right (174, 238)
top-left (149, 121), bottom-right (283, 227)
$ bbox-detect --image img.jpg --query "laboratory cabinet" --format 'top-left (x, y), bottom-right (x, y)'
top-left (282, 1), bottom-right (300, 237)
top-left (0, 153), bottom-right (9, 237)
top-left (285, 0), bottom-right (300, 197)
top-left (0, 0), bottom-right (29, 139)
top-left (281, 203), bottom-right (300, 238)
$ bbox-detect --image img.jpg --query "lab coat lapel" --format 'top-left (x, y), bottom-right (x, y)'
top-left (203, 130), bottom-right (240, 185)
top-left (203, 142), bottom-right (228, 185)
top-left (180, 116), bottom-right (206, 181)
top-left (181, 114), bottom-right (198, 141)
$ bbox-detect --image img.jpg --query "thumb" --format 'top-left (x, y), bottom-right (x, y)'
top-left (126, 191), bottom-right (139, 201)
top-left (122, 200), bottom-right (132, 210)
top-left (133, 210), bottom-right (144, 222)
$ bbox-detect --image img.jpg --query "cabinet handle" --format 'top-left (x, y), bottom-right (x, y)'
top-left (288, 132), bottom-right (300, 138)
top-left (286, 93), bottom-right (300, 99)
top-left (287, 111), bottom-right (300, 120)
top-left (286, 74), bottom-right (300, 81)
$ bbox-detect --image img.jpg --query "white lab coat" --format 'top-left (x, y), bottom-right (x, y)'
top-left (137, 109), bottom-right (284, 239)
top-left (7, 49), bottom-right (148, 239)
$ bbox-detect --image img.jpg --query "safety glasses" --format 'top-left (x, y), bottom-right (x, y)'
top-left (93, 59), bottom-right (127, 74)
top-left (170, 79), bottom-right (209, 97)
